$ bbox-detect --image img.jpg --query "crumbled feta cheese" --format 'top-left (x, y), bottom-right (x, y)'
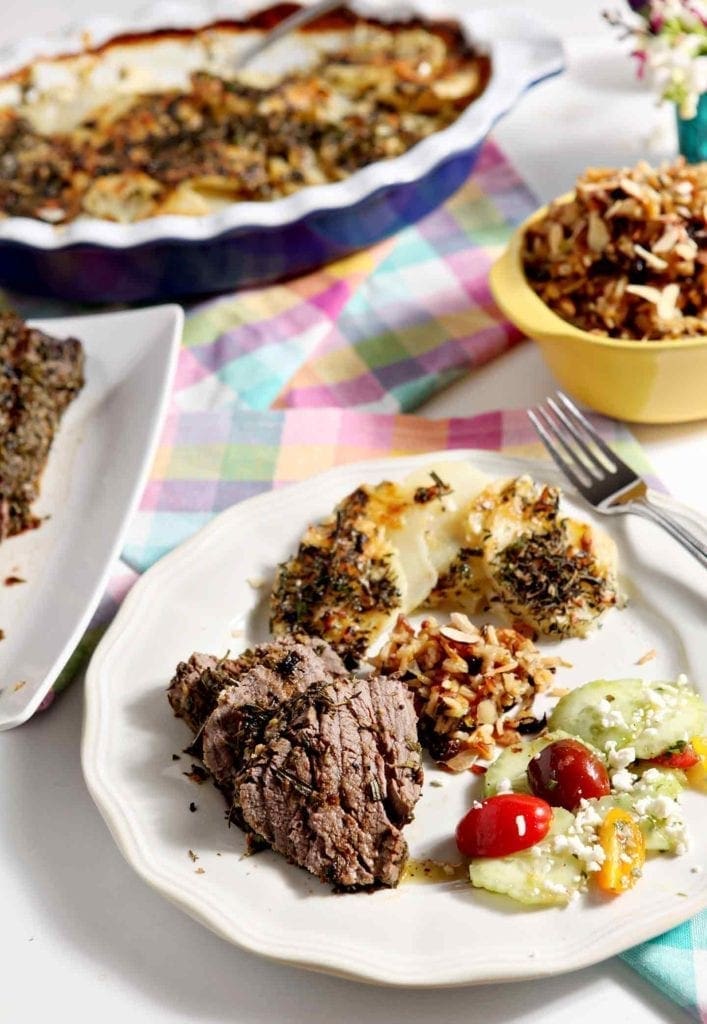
top-left (620, 681), bottom-right (694, 745)
top-left (647, 794), bottom-right (677, 819)
top-left (543, 879), bottom-right (569, 897)
top-left (549, 800), bottom-right (608, 874)
top-left (634, 797), bottom-right (650, 816)
top-left (575, 799), bottom-right (602, 827)
top-left (605, 741), bottom-right (636, 771)
top-left (568, 835), bottom-right (605, 869)
top-left (611, 768), bottom-right (637, 793)
top-left (632, 787), bottom-right (690, 854)
top-left (496, 777), bottom-right (513, 794)
top-left (597, 698), bottom-right (628, 729)
top-left (646, 688), bottom-right (666, 710)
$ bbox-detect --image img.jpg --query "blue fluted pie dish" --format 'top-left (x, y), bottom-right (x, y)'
top-left (0, 2), bottom-right (563, 302)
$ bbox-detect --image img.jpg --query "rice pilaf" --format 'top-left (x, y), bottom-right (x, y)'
top-left (522, 158), bottom-right (707, 340)
top-left (375, 612), bottom-right (561, 771)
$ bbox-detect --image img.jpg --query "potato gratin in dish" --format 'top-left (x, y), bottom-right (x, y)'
top-left (0, 6), bottom-right (489, 225)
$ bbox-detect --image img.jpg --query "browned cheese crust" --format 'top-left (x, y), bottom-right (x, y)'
top-left (0, 13), bottom-right (489, 224)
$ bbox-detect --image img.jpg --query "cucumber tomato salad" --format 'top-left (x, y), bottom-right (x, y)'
top-left (454, 676), bottom-right (707, 906)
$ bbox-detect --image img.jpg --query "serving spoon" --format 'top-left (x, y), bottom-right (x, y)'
top-left (233, 0), bottom-right (345, 71)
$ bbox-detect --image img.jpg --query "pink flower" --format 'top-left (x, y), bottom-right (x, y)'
top-left (631, 47), bottom-right (649, 76)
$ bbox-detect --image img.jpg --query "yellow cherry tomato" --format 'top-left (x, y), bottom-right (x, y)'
top-left (686, 736), bottom-right (707, 790)
top-left (596, 808), bottom-right (645, 896)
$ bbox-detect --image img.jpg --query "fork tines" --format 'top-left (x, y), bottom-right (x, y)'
top-left (528, 392), bottom-right (635, 494)
top-left (529, 394), bottom-right (707, 567)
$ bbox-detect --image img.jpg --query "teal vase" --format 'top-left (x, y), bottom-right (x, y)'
top-left (676, 92), bottom-right (707, 162)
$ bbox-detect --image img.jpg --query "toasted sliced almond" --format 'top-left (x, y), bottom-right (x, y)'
top-left (675, 240), bottom-right (698, 260)
top-left (651, 226), bottom-right (680, 253)
top-left (634, 243), bottom-right (668, 271)
top-left (587, 211), bottom-right (610, 252)
top-left (626, 284), bottom-right (664, 306)
top-left (477, 698), bottom-right (497, 725)
top-left (657, 283), bottom-right (681, 321)
top-left (449, 611), bottom-right (479, 634)
top-left (619, 176), bottom-right (644, 199)
top-left (548, 220), bottom-right (563, 256)
top-left (439, 625), bottom-right (476, 644)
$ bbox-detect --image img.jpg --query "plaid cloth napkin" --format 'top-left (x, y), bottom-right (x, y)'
top-left (12, 139), bottom-right (705, 1021)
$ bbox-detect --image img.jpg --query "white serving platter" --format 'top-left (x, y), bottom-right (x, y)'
top-left (0, 304), bottom-right (182, 729)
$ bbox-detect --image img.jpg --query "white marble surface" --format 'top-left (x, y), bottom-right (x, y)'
top-left (0, 1), bottom-right (705, 1022)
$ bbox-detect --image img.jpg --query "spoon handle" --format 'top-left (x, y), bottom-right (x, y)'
top-left (234, 0), bottom-right (344, 70)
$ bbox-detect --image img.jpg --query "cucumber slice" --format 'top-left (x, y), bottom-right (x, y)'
top-left (595, 768), bottom-right (687, 853)
top-left (484, 730), bottom-right (579, 797)
top-left (469, 808), bottom-right (581, 907)
top-left (549, 678), bottom-right (706, 760)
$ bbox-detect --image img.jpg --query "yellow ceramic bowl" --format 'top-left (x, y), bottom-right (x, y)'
top-left (490, 200), bottom-right (707, 424)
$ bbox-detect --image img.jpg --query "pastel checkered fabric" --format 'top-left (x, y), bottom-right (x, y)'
top-left (11, 139), bottom-right (704, 1023)
top-left (123, 405), bottom-right (658, 572)
top-left (130, 141), bottom-right (530, 418)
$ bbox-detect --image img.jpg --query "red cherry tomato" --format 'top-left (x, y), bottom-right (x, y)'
top-left (455, 793), bottom-right (552, 858)
top-left (527, 738), bottom-right (610, 811)
top-left (647, 742), bottom-right (700, 770)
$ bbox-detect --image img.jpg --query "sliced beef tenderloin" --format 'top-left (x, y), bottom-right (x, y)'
top-left (201, 638), bottom-right (348, 802)
top-left (167, 652), bottom-right (239, 735)
top-left (236, 674), bottom-right (423, 890)
top-left (0, 313), bottom-right (84, 540)
top-left (167, 635), bottom-right (347, 737)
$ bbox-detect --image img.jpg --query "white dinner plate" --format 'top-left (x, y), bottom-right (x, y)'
top-left (82, 451), bottom-right (707, 986)
top-left (0, 305), bottom-right (182, 729)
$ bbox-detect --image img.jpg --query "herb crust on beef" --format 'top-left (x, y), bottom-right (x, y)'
top-left (0, 312), bottom-right (84, 540)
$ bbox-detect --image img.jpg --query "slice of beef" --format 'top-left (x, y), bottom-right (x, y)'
top-left (0, 312), bottom-right (84, 540)
top-left (236, 674), bottom-right (423, 890)
top-left (201, 638), bottom-right (348, 801)
top-left (167, 652), bottom-right (238, 735)
top-left (168, 636), bottom-right (347, 737)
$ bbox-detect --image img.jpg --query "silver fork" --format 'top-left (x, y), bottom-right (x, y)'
top-left (528, 392), bottom-right (707, 569)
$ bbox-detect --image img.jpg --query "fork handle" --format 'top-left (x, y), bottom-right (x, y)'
top-left (626, 496), bottom-right (707, 569)
top-left (645, 489), bottom-right (707, 542)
